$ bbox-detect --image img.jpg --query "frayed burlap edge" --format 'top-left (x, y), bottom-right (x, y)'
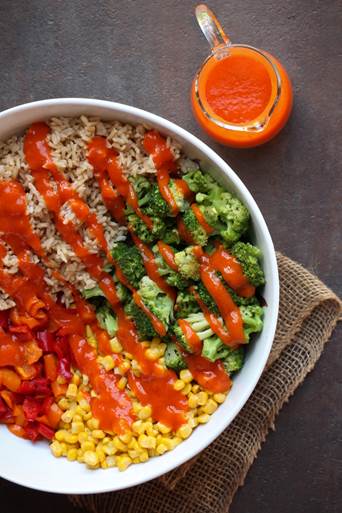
top-left (70, 253), bottom-right (341, 513)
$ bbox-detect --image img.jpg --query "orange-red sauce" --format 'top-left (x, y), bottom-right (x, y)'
top-left (178, 319), bottom-right (202, 353)
top-left (177, 217), bottom-right (195, 244)
top-left (191, 204), bottom-right (214, 234)
top-left (205, 54), bottom-right (272, 124)
top-left (209, 245), bottom-right (255, 297)
top-left (191, 287), bottom-right (232, 345)
top-left (131, 234), bottom-right (176, 300)
top-left (157, 241), bottom-right (178, 272)
top-left (185, 353), bottom-right (232, 393)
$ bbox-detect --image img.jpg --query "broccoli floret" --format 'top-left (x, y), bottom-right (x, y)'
top-left (173, 312), bottom-right (213, 353)
top-left (82, 285), bottom-right (106, 300)
top-left (138, 276), bottom-right (174, 329)
top-left (226, 285), bottom-right (259, 307)
top-left (143, 183), bottom-right (170, 218)
top-left (201, 336), bottom-right (230, 362)
top-left (96, 304), bottom-right (118, 337)
top-left (124, 300), bottom-right (158, 340)
top-left (162, 220), bottom-right (181, 245)
top-left (223, 347), bottom-right (245, 374)
top-left (174, 291), bottom-right (200, 319)
top-left (153, 245), bottom-right (189, 290)
top-left (240, 305), bottom-right (264, 342)
top-left (164, 342), bottom-right (187, 372)
top-left (130, 176), bottom-right (152, 208)
top-left (182, 208), bottom-right (208, 246)
top-left (168, 179), bottom-right (189, 213)
top-left (126, 206), bottom-right (168, 244)
top-left (112, 241), bottom-right (145, 288)
top-left (196, 187), bottom-right (250, 245)
top-left (182, 168), bottom-right (217, 193)
top-left (195, 282), bottom-right (220, 315)
top-left (82, 279), bottom-right (129, 305)
top-left (174, 246), bottom-right (200, 281)
top-left (231, 242), bottom-right (265, 287)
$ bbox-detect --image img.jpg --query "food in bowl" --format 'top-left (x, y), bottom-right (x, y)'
top-left (0, 116), bottom-right (265, 471)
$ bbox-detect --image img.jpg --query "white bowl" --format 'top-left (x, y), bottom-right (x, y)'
top-left (0, 99), bottom-right (279, 494)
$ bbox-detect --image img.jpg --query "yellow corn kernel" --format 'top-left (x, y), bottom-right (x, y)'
top-left (138, 405), bottom-right (152, 420)
top-left (99, 355), bottom-right (115, 371)
top-left (81, 441), bottom-right (96, 452)
top-left (189, 417), bottom-right (199, 428)
top-left (113, 437), bottom-right (127, 452)
top-left (71, 421), bottom-right (84, 434)
top-left (110, 337), bottom-right (122, 353)
top-left (202, 398), bottom-right (218, 415)
top-left (117, 376), bottom-right (127, 391)
top-left (177, 424), bottom-right (192, 439)
top-left (191, 384), bottom-right (200, 393)
top-left (156, 422), bottom-right (171, 434)
top-left (50, 441), bottom-right (63, 457)
top-left (116, 455), bottom-right (132, 471)
top-left (164, 437), bottom-right (181, 450)
top-left (103, 442), bottom-right (117, 456)
top-left (58, 397), bottom-right (70, 411)
top-left (60, 442), bottom-right (68, 455)
top-left (102, 436), bottom-right (111, 445)
top-left (101, 460), bottom-right (109, 469)
top-left (156, 443), bottom-right (168, 455)
top-left (78, 431), bottom-right (88, 443)
top-left (61, 410), bottom-right (74, 424)
top-left (96, 447), bottom-right (106, 463)
top-left (79, 398), bottom-right (91, 412)
top-left (92, 429), bottom-right (105, 439)
top-left (197, 413), bottom-right (210, 424)
top-left (67, 448), bottom-right (78, 461)
top-left (118, 361), bottom-right (131, 374)
top-left (82, 374), bottom-right (89, 385)
top-left (65, 433), bottom-right (79, 444)
top-left (83, 411), bottom-right (92, 421)
top-left (182, 383), bottom-right (192, 395)
top-left (73, 412), bottom-right (83, 422)
top-left (124, 352), bottom-right (133, 360)
top-left (145, 423), bottom-right (158, 437)
top-left (145, 348), bottom-right (160, 361)
top-left (213, 393), bottom-right (226, 404)
top-left (128, 449), bottom-right (141, 459)
top-left (138, 434), bottom-right (156, 449)
top-left (119, 432), bottom-right (132, 445)
top-left (84, 451), bottom-right (99, 467)
top-left (197, 391), bottom-right (208, 406)
top-left (55, 429), bottom-right (67, 442)
top-left (188, 394), bottom-right (198, 409)
top-left (139, 450), bottom-right (149, 462)
top-left (132, 420), bottom-right (145, 435)
top-left (128, 438), bottom-right (139, 450)
top-left (106, 456), bottom-right (116, 467)
top-left (179, 369), bottom-right (193, 383)
top-left (71, 373), bottom-right (81, 386)
top-left (173, 379), bottom-right (185, 391)
top-left (87, 418), bottom-right (100, 430)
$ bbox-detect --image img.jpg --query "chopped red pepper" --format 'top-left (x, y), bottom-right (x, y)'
top-left (17, 377), bottom-right (50, 396)
top-left (37, 422), bottom-right (55, 440)
top-left (23, 397), bottom-right (42, 421)
top-left (57, 357), bottom-right (72, 382)
top-left (36, 330), bottom-right (55, 353)
top-left (24, 422), bottom-right (40, 441)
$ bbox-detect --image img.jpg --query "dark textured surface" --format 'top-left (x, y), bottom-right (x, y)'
top-left (0, 1), bottom-right (341, 512)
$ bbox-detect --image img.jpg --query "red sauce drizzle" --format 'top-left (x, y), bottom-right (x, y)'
top-left (177, 217), bottom-right (195, 244)
top-left (157, 241), bottom-right (178, 272)
top-left (178, 319), bottom-right (202, 353)
top-left (132, 291), bottom-right (167, 337)
top-left (191, 204), bottom-right (214, 234)
top-left (185, 354), bottom-right (232, 393)
top-left (209, 245), bottom-right (255, 297)
top-left (70, 335), bottom-right (134, 434)
top-left (131, 234), bottom-right (176, 300)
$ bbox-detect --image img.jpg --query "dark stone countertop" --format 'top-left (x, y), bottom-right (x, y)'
top-left (0, 1), bottom-right (341, 512)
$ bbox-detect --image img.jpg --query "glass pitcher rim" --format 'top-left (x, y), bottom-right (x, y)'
top-left (193, 43), bottom-right (282, 133)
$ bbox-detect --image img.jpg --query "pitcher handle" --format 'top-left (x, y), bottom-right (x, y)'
top-left (195, 4), bottom-right (231, 58)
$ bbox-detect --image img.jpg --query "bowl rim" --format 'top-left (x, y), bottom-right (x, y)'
top-left (0, 98), bottom-right (279, 494)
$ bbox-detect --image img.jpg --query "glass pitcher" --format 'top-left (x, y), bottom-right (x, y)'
top-left (191, 5), bottom-right (293, 147)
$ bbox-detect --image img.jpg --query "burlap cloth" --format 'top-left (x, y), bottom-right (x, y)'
top-left (71, 253), bottom-right (341, 513)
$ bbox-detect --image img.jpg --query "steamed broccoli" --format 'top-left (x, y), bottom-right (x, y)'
top-left (223, 347), bottom-right (245, 374)
top-left (182, 208), bottom-right (208, 246)
top-left (112, 241), bottom-right (145, 288)
top-left (164, 342), bottom-right (187, 372)
top-left (226, 285), bottom-right (259, 307)
top-left (124, 300), bottom-right (157, 339)
top-left (82, 285), bottom-right (106, 300)
top-left (162, 220), bottom-right (181, 245)
top-left (96, 304), bottom-right (118, 337)
top-left (126, 209), bottom-right (167, 244)
top-left (174, 291), bottom-right (200, 319)
top-left (153, 245), bottom-right (189, 290)
top-left (138, 276), bottom-right (174, 329)
top-left (174, 246), bottom-right (200, 280)
top-left (183, 168), bottom-right (217, 194)
top-left (231, 242), bottom-right (265, 287)
top-left (168, 179), bottom-right (189, 213)
top-left (130, 176), bottom-right (152, 208)
top-left (82, 280), bottom-right (129, 305)
top-left (173, 312), bottom-right (213, 353)
top-left (143, 183), bottom-right (170, 218)
top-left (240, 305), bottom-right (264, 341)
top-left (202, 336), bottom-right (230, 362)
